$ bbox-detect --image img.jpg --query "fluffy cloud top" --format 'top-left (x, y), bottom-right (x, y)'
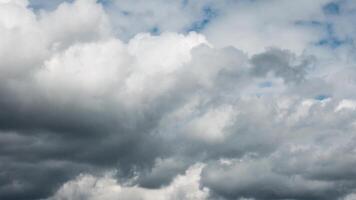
top-left (48, 164), bottom-right (208, 200)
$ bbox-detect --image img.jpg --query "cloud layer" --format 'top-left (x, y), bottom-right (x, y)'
top-left (1, 0), bottom-right (356, 199)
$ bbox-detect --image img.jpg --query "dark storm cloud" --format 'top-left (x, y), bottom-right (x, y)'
top-left (200, 143), bottom-right (356, 200)
top-left (0, 38), bottom-right (354, 200)
top-left (201, 162), bottom-right (345, 200)
top-left (0, 82), bottom-right (175, 199)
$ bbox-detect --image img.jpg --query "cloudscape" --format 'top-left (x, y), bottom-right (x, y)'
top-left (1, 0), bottom-right (356, 199)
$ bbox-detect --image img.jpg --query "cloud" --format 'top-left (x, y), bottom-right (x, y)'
top-left (202, 0), bottom-right (330, 54)
top-left (250, 48), bottom-right (312, 83)
top-left (101, 0), bottom-right (218, 40)
top-left (199, 96), bottom-right (356, 199)
top-left (47, 164), bottom-right (209, 200)
top-left (1, 0), bottom-right (356, 200)
top-left (201, 157), bottom-right (339, 200)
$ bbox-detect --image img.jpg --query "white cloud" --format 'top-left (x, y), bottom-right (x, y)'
top-left (183, 104), bottom-right (236, 143)
top-left (36, 38), bottom-right (129, 98)
top-left (203, 0), bottom-right (330, 54)
top-left (48, 164), bottom-right (209, 200)
top-left (335, 99), bottom-right (356, 112)
top-left (104, 0), bottom-right (215, 40)
top-left (38, 0), bottom-right (112, 49)
top-left (0, 0), bottom-right (46, 78)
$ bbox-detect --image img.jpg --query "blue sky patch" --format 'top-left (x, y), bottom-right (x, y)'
top-left (314, 94), bottom-right (330, 101)
top-left (258, 81), bottom-right (273, 88)
top-left (150, 27), bottom-right (161, 35)
top-left (323, 2), bottom-right (340, 15)
top-left (187, 6), bottom-right (217, 32)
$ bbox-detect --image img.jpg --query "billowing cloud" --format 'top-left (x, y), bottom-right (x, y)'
top-left (1, 0), bottom-right (356, 200)
top-left (48, 164), bottom-right (209, 200)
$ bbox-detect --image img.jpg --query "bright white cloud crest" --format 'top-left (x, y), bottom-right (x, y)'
top-left (48, 164), bottom-right (209, 200)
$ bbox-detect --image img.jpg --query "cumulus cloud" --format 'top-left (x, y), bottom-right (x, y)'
top-left (1, 0), bottom-right (356, 200)
top-left (48, 164), bottom-right (209, 200)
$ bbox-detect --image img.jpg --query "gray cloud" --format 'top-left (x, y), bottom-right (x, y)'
top-left (250, 48), bottom-right (313, 83)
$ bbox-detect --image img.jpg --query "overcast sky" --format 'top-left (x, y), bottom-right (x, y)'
top-left (1, 0), bottom-right (356, 199)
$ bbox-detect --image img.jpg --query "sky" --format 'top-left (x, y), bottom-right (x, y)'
top-left (1, 0), bottom-right (356, 199)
